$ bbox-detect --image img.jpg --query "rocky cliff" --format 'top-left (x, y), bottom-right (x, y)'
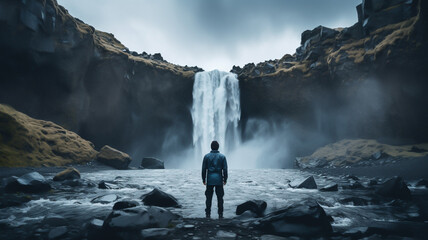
top-left (0, 0), bottom-right (200, 160)
top-left (236, 0), bottom-right (428, 152)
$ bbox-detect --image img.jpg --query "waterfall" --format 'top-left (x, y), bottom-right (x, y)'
top-left (191, 70), bottom-right (241, 163)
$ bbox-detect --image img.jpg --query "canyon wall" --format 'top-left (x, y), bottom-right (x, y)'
top-left (0, 0), bottom-right (200, 161)
top-left (236, 0), bottom-right (428, 157)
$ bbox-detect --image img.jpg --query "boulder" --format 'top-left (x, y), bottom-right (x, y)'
top-left (87, 219), bottom-right (105, 240)
top-left (113, 199), bottom-right (140, 210)
top-left (141, 188), bottom-right (180, 208)
top-left (236, 200), bottom-right (267, 217)
top-left (5, 172), bottom-right (51, 193)
top-left (98, 180), bottom-right (120, 189)
top-left (140, 157), bottom-right (165, 169)
top-left (256, 199), bottom-right (333, 237)
top-left (91, 194), bottom-right (119, 204)
top-left (96, 145), bottom-right (132, 170)
top-left (342, 181), bottom-right (365, 189)
top-left (141, 228), bottom-right (171, 239)
top-left (290, 176), bottom-right (317, 189)
top-left (103, 206), bottom-right (177, 231)
top-left (0, 194), bottom-right (31, 208)
top-left (376, 176), bottom-right (411, 200)
top-left (320, 183), bottom-right (338, 192)
top-left (53, 167), bottom-right (80, 181)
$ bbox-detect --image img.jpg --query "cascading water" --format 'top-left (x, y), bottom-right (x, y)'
top-left (191, 70), bottom-right (241, 163)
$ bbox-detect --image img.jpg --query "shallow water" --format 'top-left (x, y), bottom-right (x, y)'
top-left (0, 169), bottom-right (426, 238)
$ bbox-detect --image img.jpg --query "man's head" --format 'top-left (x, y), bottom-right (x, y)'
top-left (211, 141), bottom-right (219, 151)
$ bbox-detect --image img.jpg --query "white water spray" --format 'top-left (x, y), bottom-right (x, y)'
top-left (191, 70), bottom-right (241, 163)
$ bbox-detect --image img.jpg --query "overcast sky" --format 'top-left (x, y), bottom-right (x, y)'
top-left (58, 0), bottom-right (361, 71)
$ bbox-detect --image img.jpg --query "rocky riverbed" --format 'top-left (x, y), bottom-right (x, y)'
top-left (1, 167), bottom-right (427, 239)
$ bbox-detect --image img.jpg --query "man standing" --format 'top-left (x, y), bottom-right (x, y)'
top-left (201, 140), bottom-right (228, 219)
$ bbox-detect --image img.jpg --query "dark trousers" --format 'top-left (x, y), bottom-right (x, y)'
top-left (205, 185), bottom-right (224, 215)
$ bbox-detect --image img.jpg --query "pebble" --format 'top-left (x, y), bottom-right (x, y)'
top-left (184, 224), bottom-right (195, 229)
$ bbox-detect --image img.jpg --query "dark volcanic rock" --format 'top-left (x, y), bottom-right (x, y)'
top-left (5, 172), bottom-right (51, 193)
top-left (256, 199), bottom-right (332, 237)
top-left (141, 188), bottom-right (180, 208)
top-left (320, 183), bottom-right (338, 192)
top-left (342, 181), bottom-right (365, 189)
top-left (98, 180), bottom-right (120, 189)
top-left (53, 167), bottom-right (80, 181)
top-left (236, 200), bottom-right (267, 217)
top-left (113, 199), bottom-right (140, 210)
top-left (339, 197), bottom-right (369, 206)
top-left (91, 194), bottom-right (119, 204)
top-left (103, 206), bottom-right (177, 234)
top-left (140, 157), bottom-right (165, 169)
top-left (376, 176), bottom-right (411, 200)
top-left (96, 145), bottom-right (131, 170)
top-left (0, 194), bottom-right (31, 208)
top-left (290, 176), bottom-right (317, 189)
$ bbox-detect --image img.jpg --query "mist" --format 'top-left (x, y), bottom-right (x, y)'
top-left (146, 76), bottom-right (399, 170)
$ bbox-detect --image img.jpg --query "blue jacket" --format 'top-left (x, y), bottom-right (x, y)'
top-left (201, 150), bottom-right (228, 186)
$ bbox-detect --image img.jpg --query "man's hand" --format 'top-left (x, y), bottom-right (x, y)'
top-left (223, 181), bottom-right (226, 186)
top-left (203, 181), bottom-right (206, 185)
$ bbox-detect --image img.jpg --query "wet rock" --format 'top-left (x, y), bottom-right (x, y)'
top-left (216, 230), bottom-right (237, 239)
top-left (91, 194), bottom-right (119, 204)
top-left (342, 181), bottom-right (365, 189)
top-left (141, 228), bottom-right (171, 239)
top-left (376, 176), bottom-right (411, 200)
top-left (319, 183), bottom-right (338, 192)
top-left (0, 194), bottom-right (31, 208)
top-left (53, 167), bottom-right (80, 181)
top-left (339, 197), bottom-right (369, 206)
top-left (345, 175), bottom-right (360, 181)
top-left (48, 226), bottom-right (67, 240)
top-left (1, 176), bottom-right (18, 187)
top-left (103, 206), bottom-right (178, 231)
top-left (98, 180), bottom-right (120, 189)
top-left (236, 200), bottom-right (267, 217)
top-left (141, 188), bottom-right (180, 208)
top-left (5, 172), bottom-right (51, 193)
top-left (96, 145), bottom-right (132, 170)
top-left (256, 198), bottom-right (332, 237)
top-left (290, 176), bottom-right (317, 189)
top-left (415, 179), bottom-right (428, 188)
top-left (113, 199), bottom-right (139, 210)
top-left (61, 179), bottom-right (85, 187)
top-left (87, 219), bottom-right (105, 240)
top-left (369, 179), bottom-right (378, 186)
top-left (140, 157), bottom-right (165, 169)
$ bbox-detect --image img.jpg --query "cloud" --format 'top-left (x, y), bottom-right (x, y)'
top-left (58, 0), bottom-right (361, 71)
